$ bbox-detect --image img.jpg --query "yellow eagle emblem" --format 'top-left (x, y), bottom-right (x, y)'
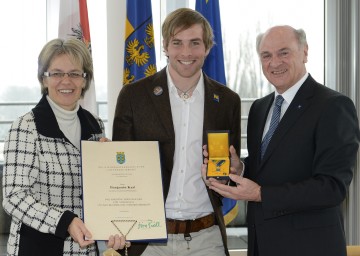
top-left (145, 64), bottom-right (157, 77)
top-left (123, 68), bottom-right (135, 85)
top-left (125, 38), bottom-right (150, 66)
top-left (144, 23), bottom-right (155, 48)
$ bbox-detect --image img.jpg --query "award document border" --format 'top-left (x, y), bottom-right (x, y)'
top-left (80, 141), bottom-right (167, 242)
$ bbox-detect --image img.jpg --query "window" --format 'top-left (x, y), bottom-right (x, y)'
top-left (0, 1), bottom-right (325, 253)
top-left (0, 1), bottom-right (47, 162)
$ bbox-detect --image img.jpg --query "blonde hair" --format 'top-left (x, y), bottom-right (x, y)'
top-left (162, 8), bottom-right (214, 52)
top-left (38, 38), bottom-right (93, 97)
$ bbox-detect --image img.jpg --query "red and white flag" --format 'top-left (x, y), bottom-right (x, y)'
top-left (58, 0), bottom-right (97, 114)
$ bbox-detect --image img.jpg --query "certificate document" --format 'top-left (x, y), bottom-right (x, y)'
top-left (81, 141), bottom-right (167, 241)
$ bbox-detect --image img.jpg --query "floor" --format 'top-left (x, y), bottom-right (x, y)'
top-left (227, 227), bottom-right (248, 250)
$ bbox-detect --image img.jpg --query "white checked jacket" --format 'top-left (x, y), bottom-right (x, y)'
top-left (2, 96), bottom-right (104, 256)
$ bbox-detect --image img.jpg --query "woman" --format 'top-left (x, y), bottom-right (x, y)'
top-left (2, 38), bottom-right (126, 256)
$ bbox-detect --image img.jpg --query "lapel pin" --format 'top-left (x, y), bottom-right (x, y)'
top-left (297, 105), bottom-right (302, 109)
top-left (153, 86), bottom-right (163, 96)
top-left (213, 94), bottom-right (220, 102)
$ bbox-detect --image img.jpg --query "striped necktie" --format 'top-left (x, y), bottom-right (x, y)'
top-left (260, 95), bottom-right (284, 160)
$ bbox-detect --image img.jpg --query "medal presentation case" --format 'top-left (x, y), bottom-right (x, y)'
top-left (207, 131), bottom-right (230, 180)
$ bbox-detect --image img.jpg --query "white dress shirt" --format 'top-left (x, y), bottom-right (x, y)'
top-left (262, 73), bottom-right (309, 139)
top-left (165, 67), bottom-right (213, 220)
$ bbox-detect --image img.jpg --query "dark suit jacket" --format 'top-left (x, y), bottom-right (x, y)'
top-left (112, 68), bottom-right (241, 256)
top-left (244, 75), bottom-right (360, 256)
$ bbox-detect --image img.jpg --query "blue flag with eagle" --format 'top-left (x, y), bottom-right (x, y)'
top-left (123, 0), bottom-right (157, 85)
top-left (196, 0), bottom-right (239, 226)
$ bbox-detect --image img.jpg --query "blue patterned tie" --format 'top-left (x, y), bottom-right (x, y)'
top-left (261, 95), bottom-right (284, 160)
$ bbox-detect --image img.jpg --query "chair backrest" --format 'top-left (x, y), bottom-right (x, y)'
top-left (347, 246), bottom-right (360, 256)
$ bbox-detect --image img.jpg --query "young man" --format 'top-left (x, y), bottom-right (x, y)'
top-left (112, 8), bottom-right (241, 256)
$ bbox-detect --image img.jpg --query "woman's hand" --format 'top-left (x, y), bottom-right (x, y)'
top-left (68, 217), bottom-right (95, 248)
top-left (107, 235), bottom-right (131, 250)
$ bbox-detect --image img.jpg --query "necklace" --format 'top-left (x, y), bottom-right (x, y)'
top-left (174, 84), bottom-right (197, 100)
top-left (111, 220), bottom-right (137, 256)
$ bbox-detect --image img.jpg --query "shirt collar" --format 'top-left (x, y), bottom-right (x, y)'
top-left (166, 65), bottom-right (204, 99)
top-left (275, 72), bottom-right (309, 105)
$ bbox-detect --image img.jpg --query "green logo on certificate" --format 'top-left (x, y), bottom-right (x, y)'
top-left (116, 152), bottom-right (125, 164)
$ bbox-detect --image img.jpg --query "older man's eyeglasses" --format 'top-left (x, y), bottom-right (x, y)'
top-left (43, 71), bottom-right (87, 80)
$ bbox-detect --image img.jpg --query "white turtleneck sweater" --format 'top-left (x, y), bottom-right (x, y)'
top-left (46, 96), bottom-right (81, 149)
